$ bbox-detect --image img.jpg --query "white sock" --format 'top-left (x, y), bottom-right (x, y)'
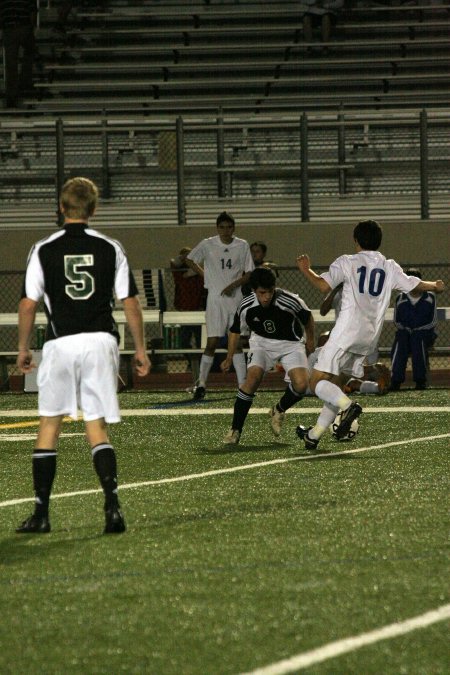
top-left (310, 403), bottom-right (340, 440)
top-left (360, 381), bottom-right (379, 394)
top-left (232, 353), bottom-right (247, 387)
top-left (198, 354), bottom-right (214, 387)
top-left (315, 379), bottom-right (351, 411)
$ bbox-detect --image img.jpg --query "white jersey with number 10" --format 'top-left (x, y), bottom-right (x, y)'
top-left (321, 250), bottom-right (419, 355)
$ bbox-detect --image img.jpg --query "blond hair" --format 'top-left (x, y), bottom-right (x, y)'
top-left (60, 177), bottom-right (99, 220)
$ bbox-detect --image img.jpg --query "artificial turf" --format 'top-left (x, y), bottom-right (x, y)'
top-left (0, 388), bottom-right (448, 674)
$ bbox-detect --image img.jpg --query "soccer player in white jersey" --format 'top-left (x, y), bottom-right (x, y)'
top-left (319, 282), bottom-right (389, 394)
top-left (296, 219), bottom-right (445, 448)
top-left (15, 177), bottom-right (150, 535)
top-left (306, 331), bottom-right (390, 396)
top-left (220, 267), bottom-right (314, 444)
top-left (186, 211), bottom-right (254, 400)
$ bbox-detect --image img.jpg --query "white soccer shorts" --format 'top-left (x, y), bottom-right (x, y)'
top-left (37, 332), bottom-right (120, 422)
top-left (205, 292), bottom-right (240, 338)
top-left (247, 336), bottom-right (308, 374)
top-left (315, 338), bottom-right (366, 379)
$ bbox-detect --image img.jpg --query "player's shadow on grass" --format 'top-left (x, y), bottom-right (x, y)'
top-left (0, 531), bottom-right (103, 566)
top-left (199, 442), bottom-right (292, 455)
top-left (138, 498), bottom-right (328, 532)
top-left (147, 395), bottom-right (236, 409)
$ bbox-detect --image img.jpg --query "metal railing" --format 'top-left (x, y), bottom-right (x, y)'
top-left (0, 109), bottom-right (449, 222)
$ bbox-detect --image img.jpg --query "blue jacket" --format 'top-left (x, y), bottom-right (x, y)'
top-left (393, 291), bottom-right (437, 333)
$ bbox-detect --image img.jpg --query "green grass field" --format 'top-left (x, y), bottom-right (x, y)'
top-left (0, 389), bottom-right (449, 675)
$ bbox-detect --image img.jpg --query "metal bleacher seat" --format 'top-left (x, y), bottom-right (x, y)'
top-left (2, 0), bottom-right (444, 116)
top-left (0, 1), bottom-right (448, 223)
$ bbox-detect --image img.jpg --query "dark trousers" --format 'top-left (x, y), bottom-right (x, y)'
top-left (180, 324), bottom-right (201, 350)
top-left (2, 25), bottom-right (35, 107)
top-left (391, 329), bottom-right (435, 385)
top-left (181, 325), bottom-right (202, 371)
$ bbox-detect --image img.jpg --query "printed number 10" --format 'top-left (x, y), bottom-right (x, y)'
top-left (357, 266), bottom-right (385, 297)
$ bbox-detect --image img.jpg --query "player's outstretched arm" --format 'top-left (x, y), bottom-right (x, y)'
top-left (415, 279), bottom-right (445, 294)
top-left (122, 296), bottom-right (151, 376)
top-left (297, 254), bottom-right (331, 294)
top-left (17, 297), bottom-right (38, 374)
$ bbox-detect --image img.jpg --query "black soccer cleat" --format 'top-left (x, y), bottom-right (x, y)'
top-left (296, 425), bottom-right (319, 450)
top-left (335, 402), bottom-right (362, 440)
top-left (16, 514), bottom-right (51, 534)
top-left (192, 385), bottom-right (206, 401)
top-left (104, 508), bottom-right (126, 534)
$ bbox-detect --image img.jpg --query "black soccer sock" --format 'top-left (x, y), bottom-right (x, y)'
top-left (32, 449), bottom-right (57, 518)
top-left (276, 384), bottom-right (303, 413)
top-left (231, 389), bottom-right (255, 432)
top-left (92, 443), bottom-right (120, 511)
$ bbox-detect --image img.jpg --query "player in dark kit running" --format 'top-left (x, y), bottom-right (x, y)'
top-left (15, 177), bottom-right (150, 535)
top-left (221, 267), bottom-right (314, 444)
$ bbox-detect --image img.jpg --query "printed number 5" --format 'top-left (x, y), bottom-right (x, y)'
top-left (64, 254), bottom-right (95, 300)
top-left (357, 266), bottom-right (385, 297)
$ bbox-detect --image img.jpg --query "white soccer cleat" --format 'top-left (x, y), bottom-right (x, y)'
top-left (223, 429), bottom-right (241, 445)
top-left (269, 406), bottom-right (285, 437)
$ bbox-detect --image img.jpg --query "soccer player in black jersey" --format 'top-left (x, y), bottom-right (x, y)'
top-left (221, 267), bottom-right (315, 444)
top-left (15, 177), bottom-right (150, 535)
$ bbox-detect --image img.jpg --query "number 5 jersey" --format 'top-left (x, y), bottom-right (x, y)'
top-left (22, 222), bottom-right (138, 342)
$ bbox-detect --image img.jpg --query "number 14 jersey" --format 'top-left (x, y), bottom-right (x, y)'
top-left (321, 250), bottom-right (419, 355)
top-left (187, 235), bottom-right (254, 296)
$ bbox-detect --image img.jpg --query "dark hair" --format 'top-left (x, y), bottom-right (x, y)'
top-left (250, 241), bottom-right (267, 255)
top-left (249, 267), bottom-right (276, 290)
top-left (353, 220), bottom-right (383, 250)
top-left (216, 211), bottom-right (235, 227)
top-left (405, 268), bottom-right (422, 279)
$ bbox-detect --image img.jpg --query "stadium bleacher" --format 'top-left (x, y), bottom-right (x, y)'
top-left (0, 2), bottom-right (448, 222)
top-left (0, 0), bottom-right (448, 116)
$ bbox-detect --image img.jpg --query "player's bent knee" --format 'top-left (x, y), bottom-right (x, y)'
top-left (245, 367), bottom-right (264, 392)
top-left (290, 377), bottom-right (308, 394)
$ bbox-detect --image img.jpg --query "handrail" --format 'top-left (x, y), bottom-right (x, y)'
top-left (1, 111), bottom-right (449, 222)
top-left (2, 110), bottom-right (450, 130)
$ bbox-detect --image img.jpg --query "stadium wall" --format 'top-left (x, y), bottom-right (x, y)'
top-left (0, 220), bottom-right (448, 271)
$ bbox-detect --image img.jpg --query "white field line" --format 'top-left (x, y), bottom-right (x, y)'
top-left (0, 406), bottom-right (448, 418)
top-left (0, 432), bottom-right (448, 509)
top-left (0, 432), bottom-right (85, 442)
top-left (241, 604), bottom-right (450, 675)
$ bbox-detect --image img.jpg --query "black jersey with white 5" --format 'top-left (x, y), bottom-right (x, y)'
top-left (22, 223), bottom-right (138, 341)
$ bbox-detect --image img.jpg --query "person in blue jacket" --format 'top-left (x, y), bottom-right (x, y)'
top-left (390, 268), bottom-right (437, 391)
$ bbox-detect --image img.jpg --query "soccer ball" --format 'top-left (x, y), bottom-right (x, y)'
top-left (330, 411), bottom-right (359, 441)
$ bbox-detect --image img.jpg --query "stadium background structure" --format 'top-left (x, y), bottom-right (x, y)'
top-left (0, 0), bottom-right (448, 390)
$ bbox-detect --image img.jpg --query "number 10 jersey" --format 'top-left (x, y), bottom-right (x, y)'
top-left (321, 250), bottom-right (419, 355)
